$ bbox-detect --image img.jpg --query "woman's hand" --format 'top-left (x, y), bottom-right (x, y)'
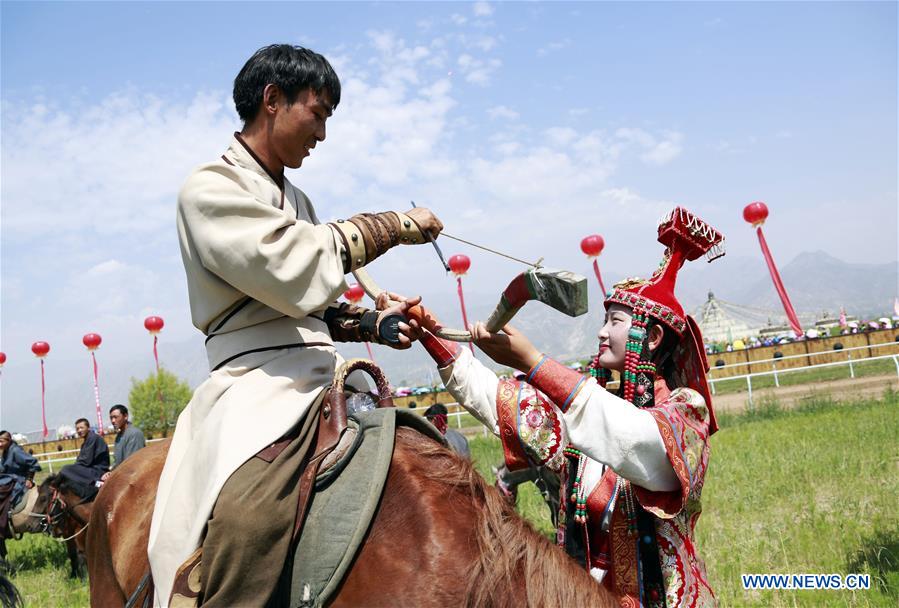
top-left (377, 294), bottom-right (425, 349)
top-left (471, 322), bottom-right (542, 373)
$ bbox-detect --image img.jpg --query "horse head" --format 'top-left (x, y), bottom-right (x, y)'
top-left (17, 474), bottom-right (77, 535)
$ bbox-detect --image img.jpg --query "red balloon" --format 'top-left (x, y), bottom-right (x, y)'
top-left (0, 352), bottom-right (6, 366)
top-left (448, 254), bottom-right (471, 276)
top-left (344, 283), bottom-right (365, 303)
top-left (31, 341), bottom-right (50, 358)
top-left (144, 316), bottom-right (165, 334)
top-left (83, 333), bottom-right (102, 350)
top-left (743, 201), bottom-right (769, 226)
top-left (580, 234), bottom-right (605, 257)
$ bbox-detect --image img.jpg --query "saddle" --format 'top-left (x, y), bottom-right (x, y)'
top-left (9, 486), bottom-right (39, 535)
top-left (290, 395), bottom-right (445, 607)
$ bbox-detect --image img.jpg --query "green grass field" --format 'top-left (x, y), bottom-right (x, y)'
top-left (7, 392), bottom-right (897, 606)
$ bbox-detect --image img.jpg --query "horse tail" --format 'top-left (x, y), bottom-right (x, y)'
top-left (0, 571), bottom-right (22, 608)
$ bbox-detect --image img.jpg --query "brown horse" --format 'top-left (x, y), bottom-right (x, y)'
top-left (88, 430), bottom-right (617, 607)
top-left (14, 476), bottom-right (90, 579)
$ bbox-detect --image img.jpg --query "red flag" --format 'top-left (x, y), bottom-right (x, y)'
top-left (756, 226), bottom-right (803, 337)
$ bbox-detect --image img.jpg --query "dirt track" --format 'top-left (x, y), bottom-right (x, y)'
top-left (711, 373), bottom-right (899, 413)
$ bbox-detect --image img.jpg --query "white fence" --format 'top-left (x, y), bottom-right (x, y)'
top-left (708, 340), bottom-right (898, 373)
top-left (34, 437), bottom-right (167, 474)
top-left (708, 352), bottom-right (899, 409)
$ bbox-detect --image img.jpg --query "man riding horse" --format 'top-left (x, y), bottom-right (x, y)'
top-left (0, 430), bottom-right (40, 562)
top-left (148, 44), bottom-right (443, 606)
top-left (57, 418), bottom-right (109, 500)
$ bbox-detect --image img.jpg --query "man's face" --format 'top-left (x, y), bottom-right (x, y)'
top-left (110, 409), bottom-right (127, 432)
top-left (271, 88), bottom-right (333, 169)
top-left (75, 421), bottom-right (90, 438)
top-left (0, 435), bottom-right (10, 452)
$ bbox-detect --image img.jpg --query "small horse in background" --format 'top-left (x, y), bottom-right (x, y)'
top-left (17, 475), bottom-right (91, 579)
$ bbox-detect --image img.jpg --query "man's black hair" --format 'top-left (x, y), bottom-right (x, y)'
top-left (75, 418), bottom-right (90, 428)
top-left (233, 44), bottom-right (341, 124)
top-left (424, 403), bottom-right (448, 419)
top-left (109, 404), bottom-right (129, 417)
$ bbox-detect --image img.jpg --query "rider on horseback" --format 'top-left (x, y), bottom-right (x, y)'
top-left (57, 419), bottom-right (109, 500)
top-left (148, 44), bottom-right (442, 606)
top-left (0, 431), bottom-right (40, 539)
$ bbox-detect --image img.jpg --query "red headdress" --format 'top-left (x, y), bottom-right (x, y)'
top-left (603, 207), bottom-right (725, 433)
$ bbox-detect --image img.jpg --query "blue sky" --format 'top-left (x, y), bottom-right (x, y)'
top-left (1, 1), bottom-right (896, 430)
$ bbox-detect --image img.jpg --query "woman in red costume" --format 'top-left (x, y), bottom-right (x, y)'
top-left (410, 207), bottom-right (723, 607)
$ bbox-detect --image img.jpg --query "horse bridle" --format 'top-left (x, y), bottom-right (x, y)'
top-left (39, 487), bottom-right (90, 538)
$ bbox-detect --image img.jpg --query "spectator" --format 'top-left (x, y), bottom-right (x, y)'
top-left (424, 404), bottom-right (470, 459)
top-left (101, 404), bottom-right (146, 481)
top-left (57, 418), bottom-right (109, 499)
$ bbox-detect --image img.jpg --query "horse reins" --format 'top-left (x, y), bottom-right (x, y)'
top-left (42, 487), bottom-right (91, 541)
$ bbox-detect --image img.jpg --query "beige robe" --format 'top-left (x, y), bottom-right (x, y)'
top-left (148, 134), bottom-right (361, 605)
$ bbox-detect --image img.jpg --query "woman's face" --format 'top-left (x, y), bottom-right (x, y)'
top-left (0, 434), bottom-right (10, 452)
top-left (597, 304), bottom-right (633, 372)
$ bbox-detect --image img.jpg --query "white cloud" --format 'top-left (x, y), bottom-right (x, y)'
top-left (473, 2), bottom-right (494, 17)
top-left (450, 13), bottom-right (467, 26)
top-left (487, 105), bottom-right (519, 120)
top-left (2, 90), bottom-right (238, 237)
top-left (615, 128), bottom-right (684, 166)
top-left (86, 260), bottom-right (126, 277)
top-left (545, 127), bottom-right (579, 145)
top-left (456, 54), bottom-right (502, 85)
top-left (473, 36), bottom-right (498, 52)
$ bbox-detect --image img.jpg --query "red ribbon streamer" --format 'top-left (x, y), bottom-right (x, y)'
top-left (756, 226), bottom-right (803, 337)
top-left (91, 351), bottom-right (103, 435)
top-left (40, 359), bottom-right (48, 438)
top-left (364, 342), bottom-right (376, 364)
top-left (457, 276), bottom-right (474, 354)
top-left (592, 259), bottom-right (607, 297)
top-left (153, 335), bottom-right (160, 373)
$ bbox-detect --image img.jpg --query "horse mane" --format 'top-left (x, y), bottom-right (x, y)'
top-left (396, 427), bottom-right (613, 607)
top-left (44, 473), bottom-right (75, 496)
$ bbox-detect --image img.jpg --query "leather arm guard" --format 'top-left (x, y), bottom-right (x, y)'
top-left (323, 303), bottom-right (387, 344)
top-left (329, 211), bottom-right (425, 272)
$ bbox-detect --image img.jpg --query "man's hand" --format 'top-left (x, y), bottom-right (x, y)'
top-left (377, 294), bottom-right (426, 349)
top-left (471, 322), bottom-right (542, 373)
top-left (25, 479), bottom-right (34, 489)
top-left (100, 472), bottom-right (110, 482)
top-left (405, 207), bottom-right (443, 240)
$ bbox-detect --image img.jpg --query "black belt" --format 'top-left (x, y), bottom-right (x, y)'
top-left (211, 342), bottom-right (333, 371)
